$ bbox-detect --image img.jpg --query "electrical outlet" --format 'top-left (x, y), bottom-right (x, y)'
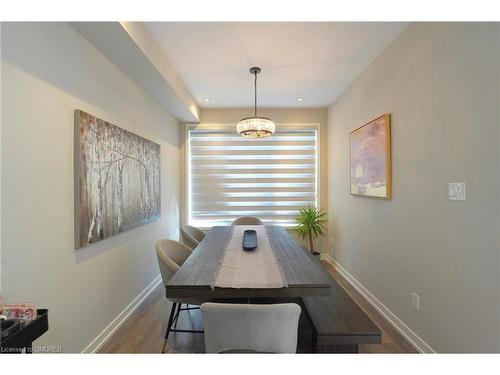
top-left (449, 182), bottom-right (466, 201)
top-left (412, 292), bottom-right (420, 311)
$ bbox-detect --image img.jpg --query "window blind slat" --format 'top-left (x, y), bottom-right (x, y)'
top-left (191, 156), bottom-right (316, 163)
top-left (188, 128), bottom-right (318, 227)
top-left (191, 193), bottom-right (316, 199)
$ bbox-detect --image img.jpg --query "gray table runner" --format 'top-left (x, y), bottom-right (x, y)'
top-left (212, 225), bottom-right (288, 289)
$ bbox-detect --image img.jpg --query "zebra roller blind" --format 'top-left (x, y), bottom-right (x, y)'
top-left (188, 127), bottom-right (318, 227)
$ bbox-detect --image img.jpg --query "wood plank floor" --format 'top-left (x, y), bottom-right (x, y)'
top-left (99, 261), bottom-right (418, 354)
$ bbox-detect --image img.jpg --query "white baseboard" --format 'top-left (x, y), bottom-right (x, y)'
top-left (320, 253), bottom-right (336, 268)
top-left (320, 253), bottom-right (434, 353)
top-left (82, 275), bottom-right (162, 353)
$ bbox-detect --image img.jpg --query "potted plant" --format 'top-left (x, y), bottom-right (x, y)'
top-left (294, 204), bottom-right (327, 255)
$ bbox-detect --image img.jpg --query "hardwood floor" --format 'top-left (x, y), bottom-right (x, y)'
top-left (99, 262), bottom-right (418, 354)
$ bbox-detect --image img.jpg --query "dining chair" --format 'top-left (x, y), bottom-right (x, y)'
top-left (200, 302), bottom-right (301, 353)
top-left (231, 216), bottom-right (264, 225)
top-left (180, 225), bottom-right (205, 250)
top-left (155, 239), bottom-right (204, 353)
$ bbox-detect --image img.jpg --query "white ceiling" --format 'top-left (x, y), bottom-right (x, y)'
top-left (145, 22), bottom-right (408, 108)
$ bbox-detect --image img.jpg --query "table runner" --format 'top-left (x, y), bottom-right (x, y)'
top-left (211, 225), bottom-right (288, 289)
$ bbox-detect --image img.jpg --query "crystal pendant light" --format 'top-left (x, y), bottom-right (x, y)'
top-left (236, 67), bottom-right (275, 138)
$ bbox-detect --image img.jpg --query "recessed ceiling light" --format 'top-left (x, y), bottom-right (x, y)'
top-left (297, 97), bottom-right (304, 102)
top-left (203, 98), bottom-right (211, 102)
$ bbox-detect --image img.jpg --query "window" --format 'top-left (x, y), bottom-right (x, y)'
top-left (187, 125), bottom-right (318, 227)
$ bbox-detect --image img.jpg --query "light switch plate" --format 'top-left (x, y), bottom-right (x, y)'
top-left (449, 182), bottom-right (466, 201)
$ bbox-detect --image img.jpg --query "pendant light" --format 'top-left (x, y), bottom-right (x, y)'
top-left (236, 67), bottom-right (276, 138)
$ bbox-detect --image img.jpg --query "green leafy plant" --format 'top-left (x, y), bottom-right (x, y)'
top-left (294, 204), bottom-right (327, 255)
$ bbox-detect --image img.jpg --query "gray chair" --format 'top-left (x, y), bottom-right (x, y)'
top-left (201, 302), bottom-right (301, 353)
top-left (231, 216), bottom-right (264, 226)
top-left (180, 225), bottom-right (205, 250)
top-left (155, 239), bottom-right (203, 353)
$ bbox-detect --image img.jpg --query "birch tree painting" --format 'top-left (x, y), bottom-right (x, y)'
top-left (75, 110), bottom-right (161, 248)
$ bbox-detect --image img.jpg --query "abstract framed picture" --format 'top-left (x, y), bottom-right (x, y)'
top-left (74, 110), bottom-right (161, 248)
top-left (350, 114), bottom-right (391, 199)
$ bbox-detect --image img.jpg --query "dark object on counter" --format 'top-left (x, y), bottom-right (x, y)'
top-left (1, 319), bottom-right (21, 339)
top-left (0, 309), bottom-right (48, 354)
top-left (242, 230), bottom-right (257, 250)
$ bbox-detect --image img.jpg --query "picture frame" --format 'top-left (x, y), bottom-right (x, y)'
top-left (349, 113), bottom-right (391, 199)
top-left (74, 110), bottom-right (161, 248)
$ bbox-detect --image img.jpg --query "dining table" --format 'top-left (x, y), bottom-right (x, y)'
top-left (166, 225), bottom-right (332, 300)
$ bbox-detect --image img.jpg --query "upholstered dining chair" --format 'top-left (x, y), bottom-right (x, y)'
top-left (180, 225), bottom-right (205, 250)
top-left (231, 216), bottom-right (264, 226)
top-left (155, 239), bottom-right (203, 353)
top-left (200, 302), bottom-right (301, 353)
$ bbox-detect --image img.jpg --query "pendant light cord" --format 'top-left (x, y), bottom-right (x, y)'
top-left (254, 70), bottom-right (258, 117)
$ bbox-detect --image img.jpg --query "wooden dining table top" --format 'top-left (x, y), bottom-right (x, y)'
top-left (166, 226), bottom-right (332, 300)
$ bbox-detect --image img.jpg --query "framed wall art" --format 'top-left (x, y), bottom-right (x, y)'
top-left (350, 113), bottom-right (391, 199)
top-left (74, 110), bottom-right (161, 248)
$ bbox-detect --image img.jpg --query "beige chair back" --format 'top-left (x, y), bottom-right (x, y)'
top-left (155, 239), bottom-right (192, 286)
top-left (180, 225), bottom-right (205, 249)
top-left (201, 302), bottom-right (301, 353)
top-left (184, 225), bottom-right (206, 242)
top-left (231, 216), bottom-right (264, 226)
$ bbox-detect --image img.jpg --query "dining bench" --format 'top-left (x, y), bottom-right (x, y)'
top-left (299, 250), bottom-right (382, 353)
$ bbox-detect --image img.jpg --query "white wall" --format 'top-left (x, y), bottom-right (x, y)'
top-left (327, 23), bottom-right (500, 352)
top-left (1, 22), bottom-right (181, 352)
